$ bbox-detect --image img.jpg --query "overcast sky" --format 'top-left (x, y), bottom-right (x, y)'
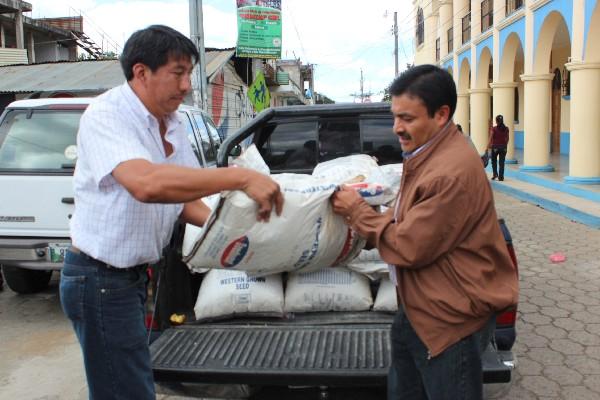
top-left (29, 0), bottom-right (415, 103)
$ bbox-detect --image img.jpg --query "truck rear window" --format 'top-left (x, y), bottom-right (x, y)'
top-left (0, 109), bottom-right (83, 172)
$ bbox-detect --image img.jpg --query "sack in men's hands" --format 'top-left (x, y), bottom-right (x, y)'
top-left (194, 269), bottom-right (284, 321)
top-left (312, 155), bottom-right (402, 206)
top-left (183, 145), bottom-right (365, 275)
top-left (284, 267), bottom-right (373, 312)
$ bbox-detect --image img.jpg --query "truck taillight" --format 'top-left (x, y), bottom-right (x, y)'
top-left (496, 307), bottom-right (517, 326)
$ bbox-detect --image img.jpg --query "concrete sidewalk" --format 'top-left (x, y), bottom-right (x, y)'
top-left (486, 162), bottom-right (600, 228)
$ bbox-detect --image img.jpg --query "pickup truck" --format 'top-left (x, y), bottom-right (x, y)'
top-left (149, 103), bottom-right (518, 397)
top-left (0, 98), bottom-right (222, 294)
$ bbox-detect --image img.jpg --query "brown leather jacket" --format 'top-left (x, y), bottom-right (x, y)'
top-left (347, 123), bottom-right (519, 357)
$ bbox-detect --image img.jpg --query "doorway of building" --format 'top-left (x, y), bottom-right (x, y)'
top-left (551, 68), bottom-right (562, 153)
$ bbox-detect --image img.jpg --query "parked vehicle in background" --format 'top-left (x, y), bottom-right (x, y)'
top-left (0, 98), bottom-right (220, 294)
top-left (149, 103), bottom-right (518, 397)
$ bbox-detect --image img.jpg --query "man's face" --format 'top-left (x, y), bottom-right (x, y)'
top-left (391, 93), bottom-right (449, 153)
top-left (143, 55), bottom-right (193, 117)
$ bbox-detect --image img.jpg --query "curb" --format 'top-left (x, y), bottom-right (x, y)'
top-left (491, 181), bottom-right (600, 229)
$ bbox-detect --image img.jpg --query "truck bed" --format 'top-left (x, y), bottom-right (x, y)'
top-left (150, 312), bottom-right (511, 386)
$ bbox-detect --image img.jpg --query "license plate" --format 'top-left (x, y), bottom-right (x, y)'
top-left (49, 243), bottom-right (69, 263)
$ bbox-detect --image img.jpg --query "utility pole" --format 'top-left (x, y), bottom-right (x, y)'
top-left (189, 0), bottom-right (208, 111)
top-left (394, 11), bottom-right (399, 76)
top-left (349, 69), bottom-right (373, 103)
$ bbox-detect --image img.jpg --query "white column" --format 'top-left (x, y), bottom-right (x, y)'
top-left (490, 82), bottom-right (518, 163)
top-left (15, 11), bottom-right (24, 50)
top-left (0, 23), bottom-right (5, 48)
top-left (519, 73), bottom-right (554, 171)
top-left (564, 62), bottom-right (600, 183)
top-left (27, 31), bottom-right (35, 64)
top-left (469, 89), bottom-right (491, 153)
top-left (455, 92), bottom-right (470, 136)
top-left (439, 1), bottom-right (453, 59)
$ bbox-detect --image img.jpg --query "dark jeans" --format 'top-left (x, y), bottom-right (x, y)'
top-left (60, 250), bottom-right (155, 400)
top-left (491, 147), bottom-right (507, 179)
top-left (387, 307), bottom-right (496, 400)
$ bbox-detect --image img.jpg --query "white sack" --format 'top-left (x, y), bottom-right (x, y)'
top-left (284, 268), bottom-right (373, 312)
top-left (373, 277), bottom-right (398, 312)
top-left (184, 147), bottom-right (365, 275)
top-left (193, 269), bottom-right (284, 321)
top-left (182, 194), bottom-right (221, 270)
top-left (346, 249), bottom-right (389, 280)
top-left (312, 155), bottom-right (402, 206)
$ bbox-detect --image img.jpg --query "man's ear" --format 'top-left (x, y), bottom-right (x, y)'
top-left (131, 63), bottom-right (148, 83)
top-left (435, 105), bottom-right (451, 127)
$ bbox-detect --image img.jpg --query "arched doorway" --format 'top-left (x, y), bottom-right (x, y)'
top-left (551, 68), bottom-right (562, 154)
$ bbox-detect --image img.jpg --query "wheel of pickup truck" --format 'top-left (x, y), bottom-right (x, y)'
top-left (1, 265), bottom-right (53, 294)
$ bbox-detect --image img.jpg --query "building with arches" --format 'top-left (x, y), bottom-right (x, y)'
top-left (414, 0), bottom-right (600, 184)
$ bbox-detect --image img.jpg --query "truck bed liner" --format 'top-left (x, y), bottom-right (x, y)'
top-left (151, 312), bottom-right (511, 386)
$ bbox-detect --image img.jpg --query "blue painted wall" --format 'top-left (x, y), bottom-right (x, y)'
top-left (476, 35), bottom-right (493, 62)
top-left (533, 0), bottom-right (573, 60)
top-left (584, 0), bottom-right (597, 59)
top-left (514, 130), bottom-right (524, 149)
top-left (443, 59), bottom-right (453, 71)
top-left (457, 48), bottom-right (471, 83)
top-left (560, 132), bottom-right (570, 155)
top-left (499, 17), bottom-right (525, 61)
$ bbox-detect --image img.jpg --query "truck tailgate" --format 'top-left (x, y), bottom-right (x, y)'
top-left (150, 313), bottom-right (512, 386)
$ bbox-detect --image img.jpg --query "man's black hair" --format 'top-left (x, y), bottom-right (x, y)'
top-left (120, 25), bottom-right (200, 81)
top-left (389, 64), bottom-right (457, 120)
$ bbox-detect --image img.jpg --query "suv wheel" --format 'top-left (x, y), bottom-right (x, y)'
top-left (1, 265), bottom-right (53, 294)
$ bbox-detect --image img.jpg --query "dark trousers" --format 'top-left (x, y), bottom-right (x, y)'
top-left (60, 250), bottom-right (155, 400)
top-left (491, 147), bottom-right (507, 179)
top-left (387, 307), bottom-right (495, 400)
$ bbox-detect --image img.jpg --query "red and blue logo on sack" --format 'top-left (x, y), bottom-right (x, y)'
top-left (221, 236), bottom-right (250, 268)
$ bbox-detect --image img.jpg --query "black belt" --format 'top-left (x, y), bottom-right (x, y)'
top-left (69, 246), bottom-right (147, 272)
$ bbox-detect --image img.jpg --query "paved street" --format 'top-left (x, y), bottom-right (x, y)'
top-left (0, 191), bottom-right (599, 399)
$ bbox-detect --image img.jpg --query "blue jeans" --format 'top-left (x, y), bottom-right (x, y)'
top-left (60, 250), bottom-right (155, 400)
top-left (387, 307), bottom-right (495, 400)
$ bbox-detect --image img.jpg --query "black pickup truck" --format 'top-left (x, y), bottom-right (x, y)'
top-left (149, 103), bottom-right (518, 397)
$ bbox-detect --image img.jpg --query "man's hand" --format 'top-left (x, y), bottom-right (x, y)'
top-left (331, 185), bottom-right (363, 221)
top-left (241, 170), bottom-right (284, 222)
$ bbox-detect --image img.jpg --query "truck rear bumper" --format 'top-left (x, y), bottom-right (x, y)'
top-left (151, 321), bottom-right (513, 386)
top-left (0, 237), bottom-right (69, 270)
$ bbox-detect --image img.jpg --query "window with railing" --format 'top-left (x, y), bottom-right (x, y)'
top-left (416, 8), bottom-right (424, 46)
top-left (481, 0), bottom-right (493, 32)
top-left (447, 27), bottom-right (453, 53)
top-left (435, 38), bottom-right (440, 61)
top-left (505, 0), bottom-right (524, 16)
top-left (462, 13), bottom-right (471, 44)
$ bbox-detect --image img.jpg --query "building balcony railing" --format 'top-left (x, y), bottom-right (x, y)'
top-left (462, 13), bottom-right (471, 44)
top-left (506, 0), bottom-right (524, 17)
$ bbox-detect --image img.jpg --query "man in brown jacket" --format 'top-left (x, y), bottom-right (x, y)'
top-left (331, 65), bottom-right (518, 400)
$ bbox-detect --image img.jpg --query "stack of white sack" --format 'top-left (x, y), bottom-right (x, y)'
top-left (346, 248), bottom-right (390, 280)
top-left (284, 267), bottom-right (373, 312)
top-left (373, 276), bottom-right (398, 312)
top-left (183, 145), bottom-right (365, 275)
top-left (193, 269), bottom-right (284, 321)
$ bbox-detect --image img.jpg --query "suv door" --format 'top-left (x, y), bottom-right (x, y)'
top-left (191, 112), bottom-right (219, 168)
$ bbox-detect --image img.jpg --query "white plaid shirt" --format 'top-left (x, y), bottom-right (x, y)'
top-left (70, 83), bottom-right (199, 268)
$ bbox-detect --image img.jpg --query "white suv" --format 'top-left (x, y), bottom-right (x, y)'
top-left (0, 97), bottom-right (220, 293)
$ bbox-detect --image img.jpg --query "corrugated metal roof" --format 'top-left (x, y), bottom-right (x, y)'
top-left (206, 49), bottom-right (235, 81)
top-left (0, 60), bottom-right (123, 93)
top-left (0, 49), bottom-right (236, 93)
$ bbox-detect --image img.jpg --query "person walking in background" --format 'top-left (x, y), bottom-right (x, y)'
top-left (331, 65), bottom-right (518, 400)
top-left (488, 115), bottom-right (509, 181)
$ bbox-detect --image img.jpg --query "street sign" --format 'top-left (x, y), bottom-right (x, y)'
top-left (248, 71), bottom-right (271, 112)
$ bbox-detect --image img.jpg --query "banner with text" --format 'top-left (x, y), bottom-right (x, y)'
top-left (236, 0), bottom-right (282, 59)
